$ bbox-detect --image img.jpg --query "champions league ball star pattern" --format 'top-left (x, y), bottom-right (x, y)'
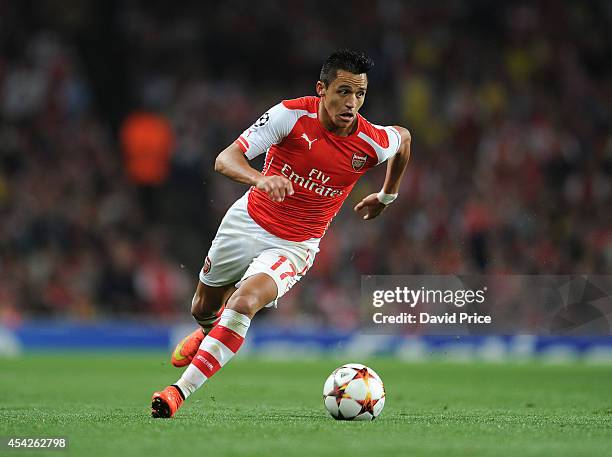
top-left (323, 363), bottom-right (386, 421)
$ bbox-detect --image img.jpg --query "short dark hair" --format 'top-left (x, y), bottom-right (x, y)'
top-left (319, 49), bottom-right (374, 86)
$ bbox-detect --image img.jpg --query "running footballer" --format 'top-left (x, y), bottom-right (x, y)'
top-left (151, 49), bottom-right (412, 418)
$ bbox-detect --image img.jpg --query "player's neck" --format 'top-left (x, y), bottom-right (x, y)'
top-left (317, 102), bottom-right (358, 137)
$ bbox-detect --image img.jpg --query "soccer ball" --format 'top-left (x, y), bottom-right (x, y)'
top-left (322, 363), bottom-right (385, 421)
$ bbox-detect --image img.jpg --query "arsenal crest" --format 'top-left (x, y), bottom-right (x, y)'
top-left (351, 152), bottom-right (367, 171)
top-left (203, 256), bottom-right (212, 275)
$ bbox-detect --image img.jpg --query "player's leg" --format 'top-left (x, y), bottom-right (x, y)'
top-left (152, 273), bottom-right (276, 418)
top-left (191, 280), bottom-right (237, 324)
top-left (171, 196), bottom-right (250, 367)
top-left (175, 273), bottom-right (275, 391)
top-left (171, 281), bottom-right (237, 367)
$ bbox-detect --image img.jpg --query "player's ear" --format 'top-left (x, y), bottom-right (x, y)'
top-left (316, 81), bottom-right (326, 97)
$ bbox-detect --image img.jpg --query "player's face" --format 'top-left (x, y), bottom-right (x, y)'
top-left (317, 70), bottom-right (367, 134)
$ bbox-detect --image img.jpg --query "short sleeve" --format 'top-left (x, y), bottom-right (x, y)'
top-left (376, 126), bottom-right (402, 164)
top-left (235, 103), bottom-right (296, 160)
top-left (357, 125), bottom-right (402, 165)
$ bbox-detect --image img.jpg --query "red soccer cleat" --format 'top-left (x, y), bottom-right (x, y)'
top-left (151, 386), bottom-right (184, 418)
top-left (171, 328), bottom-right (205, 367)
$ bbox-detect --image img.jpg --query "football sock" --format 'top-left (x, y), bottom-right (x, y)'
top-left (194, 304), bottom-right (226, 334)
top-left (175, 308), bottom-right (251, 399)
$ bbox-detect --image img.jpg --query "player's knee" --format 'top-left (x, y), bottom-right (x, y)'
top-left (191, 292), bottom-right (214, 319)
top-left (191, 291), bottom-right (202, 315)
top-left (226, 293), bottom-right (261, 318)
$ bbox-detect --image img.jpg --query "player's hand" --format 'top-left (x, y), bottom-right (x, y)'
top-left (354, 193), bottom-right (387, 220)
top-left (256, 176), bottom-right (294, 202)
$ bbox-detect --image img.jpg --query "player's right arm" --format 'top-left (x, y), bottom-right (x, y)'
top-left (214, 103), bottom-right (295, 203)
top-left (214, 144), bottom-right (293, 202)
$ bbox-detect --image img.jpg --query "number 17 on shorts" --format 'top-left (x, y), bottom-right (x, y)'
top-left (244, 249), bottom-right (312, 299)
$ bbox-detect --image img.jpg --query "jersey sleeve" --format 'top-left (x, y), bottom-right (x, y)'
top-left (235, 103), bottom-right (295, 160)
top-left (375, 126), bottom-right (402, 164)
top-left (357, 124), bottom-right (403, 165)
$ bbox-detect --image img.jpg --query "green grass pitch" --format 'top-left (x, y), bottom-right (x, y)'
top-left (1, 353), bottom-right (611, 456)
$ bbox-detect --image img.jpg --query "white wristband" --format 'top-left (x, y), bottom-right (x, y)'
top-left (376, 191), bottom-right (398, 205)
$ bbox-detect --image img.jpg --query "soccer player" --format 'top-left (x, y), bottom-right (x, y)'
top-left (151, 49), bottom-right (411, 418)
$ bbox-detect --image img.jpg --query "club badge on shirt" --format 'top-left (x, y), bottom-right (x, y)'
top-left (203, 256), bottom-right (212, 274)
top-left (351, 152), bottom-right (367, 171)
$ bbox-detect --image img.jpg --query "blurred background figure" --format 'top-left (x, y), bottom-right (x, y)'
top-left (0, 1), bottom-right (610, 329)
top-left (120, 110), bottom-right (174, 221)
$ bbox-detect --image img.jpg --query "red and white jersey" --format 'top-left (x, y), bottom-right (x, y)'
top-left (235, 96), bottom-right (401, 242)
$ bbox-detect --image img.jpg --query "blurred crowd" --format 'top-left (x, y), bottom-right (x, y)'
top-left (1, 1), bottom-right (611, 328)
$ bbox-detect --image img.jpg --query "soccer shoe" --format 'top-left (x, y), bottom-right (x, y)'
top-left (151, 386), bottom-right (184, 418)
top-left (171, 328), bottom-right (205, 367)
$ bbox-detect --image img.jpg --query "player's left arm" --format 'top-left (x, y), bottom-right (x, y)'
top-left (354, 126), bottom-right (411, 220)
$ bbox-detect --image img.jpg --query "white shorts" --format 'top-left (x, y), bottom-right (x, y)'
top-left (199, 192), bottom-right (320, 306)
